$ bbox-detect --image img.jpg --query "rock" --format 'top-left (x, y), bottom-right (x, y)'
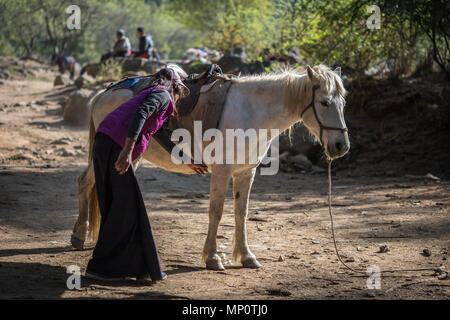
top-left (74, 75), bottom-right (94, 89)
top-left (266, 288), bottom-right (292, 297)
top-left (279, 151), bottom-right (290, 163)
top-left (289, 153), bottom-right (313, 170)
top-left (82, 63), bottom-right (101, 77)
top-left (278, 255), bottom-right (284, 262)
top-left (0, 69), bottom-right (11, 80)
top-left (143, 60), bottom-right (165, 74)
top-left (365, 291), bottom-right (376, 298)
top-left (63, 89), bottom-right (94, 126)
top-left (345, 257), bottom-right (355, 262)
top-left (425, 173), bottom-right (440, 181)
top-left (378, 245), bottom-right (390, 253)
top-left (422, 248), bottom-right (431, 257)
top-left (181, 61), bottom-right (211, 75)
top-left (217, 55), bottom-right (246, 75)
top-left (60, 148), bottom-right (76, 157)
top-left (217, 49), bottom-right (264, 76)
top-left (51, 137), bottom-right (72, 145)
top-left (54, 74), bottom-right (72, 86)
top-left (122, 58), bottom-right (146, 74)
top-left (279, 125), bottom-right (317, 155)
top-left (311, 165), bottom-right (326, 173)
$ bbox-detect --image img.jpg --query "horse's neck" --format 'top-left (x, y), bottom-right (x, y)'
top-left (234, 78), bottom-right (303, 134)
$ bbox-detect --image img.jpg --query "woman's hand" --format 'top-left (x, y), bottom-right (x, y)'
top-left (187, 160), bottom-right (208, 175)
top-left (115, 149), bottom-right (132, 175)
top-left (115, 138), bottom-right (136, 175)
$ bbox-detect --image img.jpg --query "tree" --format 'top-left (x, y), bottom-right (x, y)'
top-left (172, 0), bottom-right (276, 58)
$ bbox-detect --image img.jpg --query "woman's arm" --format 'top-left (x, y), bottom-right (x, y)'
top-left (127, 89), bottom-right (170, 141)
top-left (153, 127), bottom-right (208, 175)
top-left (153, 126), bottom-right (178, 155)
top-left (115, 90), bottom-right (208, 175)
top-left (115, 90), bottom-right (169, 174)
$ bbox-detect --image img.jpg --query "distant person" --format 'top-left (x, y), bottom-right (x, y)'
top-left (131, 27), bottom-right (160, 61)
top-left (100, 29), bottom-right (131, 62)
top-left (52, 53), bottom-right (79, 79)
top-left (131, 27), bottom-right (153, 59)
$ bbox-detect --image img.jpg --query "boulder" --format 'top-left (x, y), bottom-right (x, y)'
top-left (122, 58), bottom-right (146, 74)
top-left (143, 60), bottom-right (165, 74)
top-left (82, 63), bottom-right (101, 77)
top-left (181, 61), bottom-right (212, 75)
top-left (217, 55), bottom-right (247, 75)
top-left (279, 125), bottom-right (317, 155)
top-left (63, 89), bottom-right (94, 126)
top-left (0, 69), bottom-right (11, 80)
top-left (74, 75), bottom-right (94, 89)
top-left (289, 154), bottom-right (313, 170)
top-left (218, 48), bottom-right (264, 75)
top-left (54, 74), bottom-right (72, 86)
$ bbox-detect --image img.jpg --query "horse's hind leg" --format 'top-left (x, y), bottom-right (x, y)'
top-left (203, 165), bottom-right (232, 270)
top-left (232, 168), bottom-right (261, 268)
top-left (71, 162), bottom-right (95, 250)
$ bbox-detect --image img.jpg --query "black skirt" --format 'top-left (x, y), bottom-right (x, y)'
top-left (86, 132), bottom-right (163, 280)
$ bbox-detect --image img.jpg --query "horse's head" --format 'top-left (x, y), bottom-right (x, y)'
top-left (300, 65), bottom-right (350, 160)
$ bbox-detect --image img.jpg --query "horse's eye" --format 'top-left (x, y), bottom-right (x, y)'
top-left (321, 100), bottom-right (330, 107)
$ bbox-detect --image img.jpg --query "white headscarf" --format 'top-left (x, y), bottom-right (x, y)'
top-left (166, 63), bottom-right (189, 97)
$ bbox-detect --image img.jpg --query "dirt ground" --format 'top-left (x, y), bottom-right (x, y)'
top-left (0, 60), bottom-right (449, 299)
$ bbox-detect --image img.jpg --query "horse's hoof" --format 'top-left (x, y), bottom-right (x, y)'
top-left (70, 235), bottom-right (85, 250)
top-left (242, 257), bottom-right (262, 268)
top-left (205, 256), bottom-right (225, 270)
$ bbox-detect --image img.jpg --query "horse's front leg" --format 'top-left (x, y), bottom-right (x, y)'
top-left (71, 162), bottom-right (95, 250)
top-left (203, 165), bottom-right (232, 270)
top-left (232, 167), bottom-right (261, 268)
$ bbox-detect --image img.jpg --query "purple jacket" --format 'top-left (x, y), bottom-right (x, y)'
top-left (96, 86), bottom-right (174, 161)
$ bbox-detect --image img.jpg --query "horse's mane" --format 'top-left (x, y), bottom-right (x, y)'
top-left (234, 65), bottom-right (346, 115)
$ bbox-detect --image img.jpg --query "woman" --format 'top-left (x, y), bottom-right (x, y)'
top-left (85, 67), bottom-right (208, 282)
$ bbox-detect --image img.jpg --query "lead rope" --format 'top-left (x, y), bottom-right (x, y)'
top-left (326, 159), bottom-right (449, 278)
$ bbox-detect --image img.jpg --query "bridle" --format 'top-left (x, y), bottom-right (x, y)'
top-left (300, 85), bottom-right (348, 146)
top-left (298, 86), bottom-right (448, 281)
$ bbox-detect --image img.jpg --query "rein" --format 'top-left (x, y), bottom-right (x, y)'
top-left (301, 83), bottom-right (448, 278)
top-left (301, 85), bottom-right (348, 146)
top-left (326, 159), bottom-right (449, 278)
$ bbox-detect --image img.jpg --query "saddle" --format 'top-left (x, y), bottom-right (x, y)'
top-left (106, 64), bottom-right (234, 158)
top-left (106, 64), bottom-right (232, 117)
top-left (176, 64), bottom-right (225, 116)
top-left (105, 75), bottom-right (155, 95)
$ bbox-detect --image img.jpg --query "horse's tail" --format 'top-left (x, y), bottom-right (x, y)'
top-left (87, 89), bottom-right (105, 241)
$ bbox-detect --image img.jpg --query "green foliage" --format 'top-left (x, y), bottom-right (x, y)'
top-left (172, 0), bottom-right (277, 57)
top-left (0, 0), bottom-right (201, 63)
top-left (97, 58), bottom-right (123, 81)
top-left (0, 0), bottom-right (448, 79)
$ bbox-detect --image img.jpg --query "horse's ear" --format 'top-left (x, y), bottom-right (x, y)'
top-left (334, 67), bottom-right (342, 78)
top-left (306, 65), bottom-right (319, 84)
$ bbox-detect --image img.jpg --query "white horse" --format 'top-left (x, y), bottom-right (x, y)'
top-left (71, 64), bottom-right (350, 270)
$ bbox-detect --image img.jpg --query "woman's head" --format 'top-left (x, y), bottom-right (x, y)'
top-left (150, 66), bottom-right (189, 103)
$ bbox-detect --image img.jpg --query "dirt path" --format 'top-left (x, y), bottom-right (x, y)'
top-left (0, 70), bottom-right (449, 300)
